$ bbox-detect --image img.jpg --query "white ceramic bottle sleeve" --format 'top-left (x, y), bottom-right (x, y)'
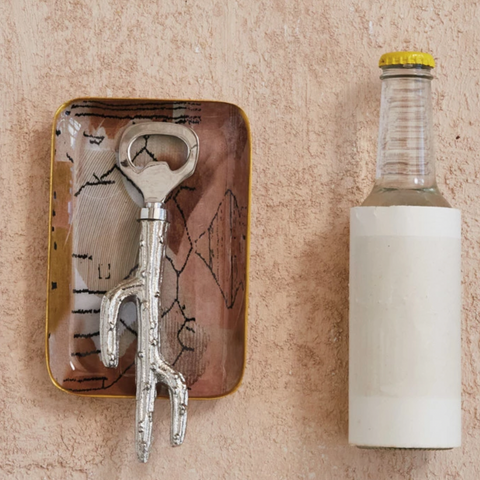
top-left (349, 206), bottom-right (462, 449)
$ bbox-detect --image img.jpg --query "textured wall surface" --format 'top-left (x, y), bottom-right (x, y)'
top-left (1, 0), bottom-right (480, 478)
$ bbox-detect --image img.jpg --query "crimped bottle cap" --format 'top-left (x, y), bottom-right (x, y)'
top-left (379, 51), bottom-right (435, 68)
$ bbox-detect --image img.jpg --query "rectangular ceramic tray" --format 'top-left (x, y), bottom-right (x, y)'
top-left (46, 98), bottom-right (250, 399)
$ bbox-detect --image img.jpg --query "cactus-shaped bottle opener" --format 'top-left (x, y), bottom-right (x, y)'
top-left (99, 122), bottom-right (199, 462)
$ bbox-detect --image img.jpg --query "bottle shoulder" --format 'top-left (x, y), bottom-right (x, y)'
top-left (362, 187), bottom-right (452, 207)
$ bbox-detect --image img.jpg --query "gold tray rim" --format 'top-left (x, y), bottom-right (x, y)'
top-left (45, 96), bottom-right (252, 400)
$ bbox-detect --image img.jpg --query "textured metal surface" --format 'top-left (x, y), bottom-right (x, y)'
top-left (100, 123), bottom-right (199, 462)
top-left (100, 207), bottom-right (188, 462)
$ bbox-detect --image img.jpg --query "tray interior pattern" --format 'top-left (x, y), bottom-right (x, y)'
top-left (47, 99), bottom-right (250, 398)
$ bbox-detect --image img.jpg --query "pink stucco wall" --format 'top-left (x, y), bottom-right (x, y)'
top-left (2, 0), bottom-right (480, 478)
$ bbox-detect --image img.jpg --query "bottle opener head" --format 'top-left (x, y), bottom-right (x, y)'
top-left (118, 123), bottom-right (199, 203)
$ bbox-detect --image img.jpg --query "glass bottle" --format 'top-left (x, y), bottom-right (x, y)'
top-left (349, 52), bottom-right (462, 450)
top-left (362, 52), bottom-right (450, 207)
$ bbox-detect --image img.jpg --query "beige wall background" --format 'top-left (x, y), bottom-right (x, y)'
top-left (1, 0), bottom-right (480, 478)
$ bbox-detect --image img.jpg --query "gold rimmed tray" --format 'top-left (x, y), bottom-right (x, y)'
top-left (46, 98), bottom-right (250, 399)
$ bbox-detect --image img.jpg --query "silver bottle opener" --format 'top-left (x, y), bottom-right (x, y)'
top-left (99, 123), bottom-right (199, 462)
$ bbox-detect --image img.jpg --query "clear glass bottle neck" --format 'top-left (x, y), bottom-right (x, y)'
top-left (375, 66), bottom-right (436, 190)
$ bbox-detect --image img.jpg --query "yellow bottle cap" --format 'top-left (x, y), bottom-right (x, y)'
top-left (379, 51), bottom-right (435, 68)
